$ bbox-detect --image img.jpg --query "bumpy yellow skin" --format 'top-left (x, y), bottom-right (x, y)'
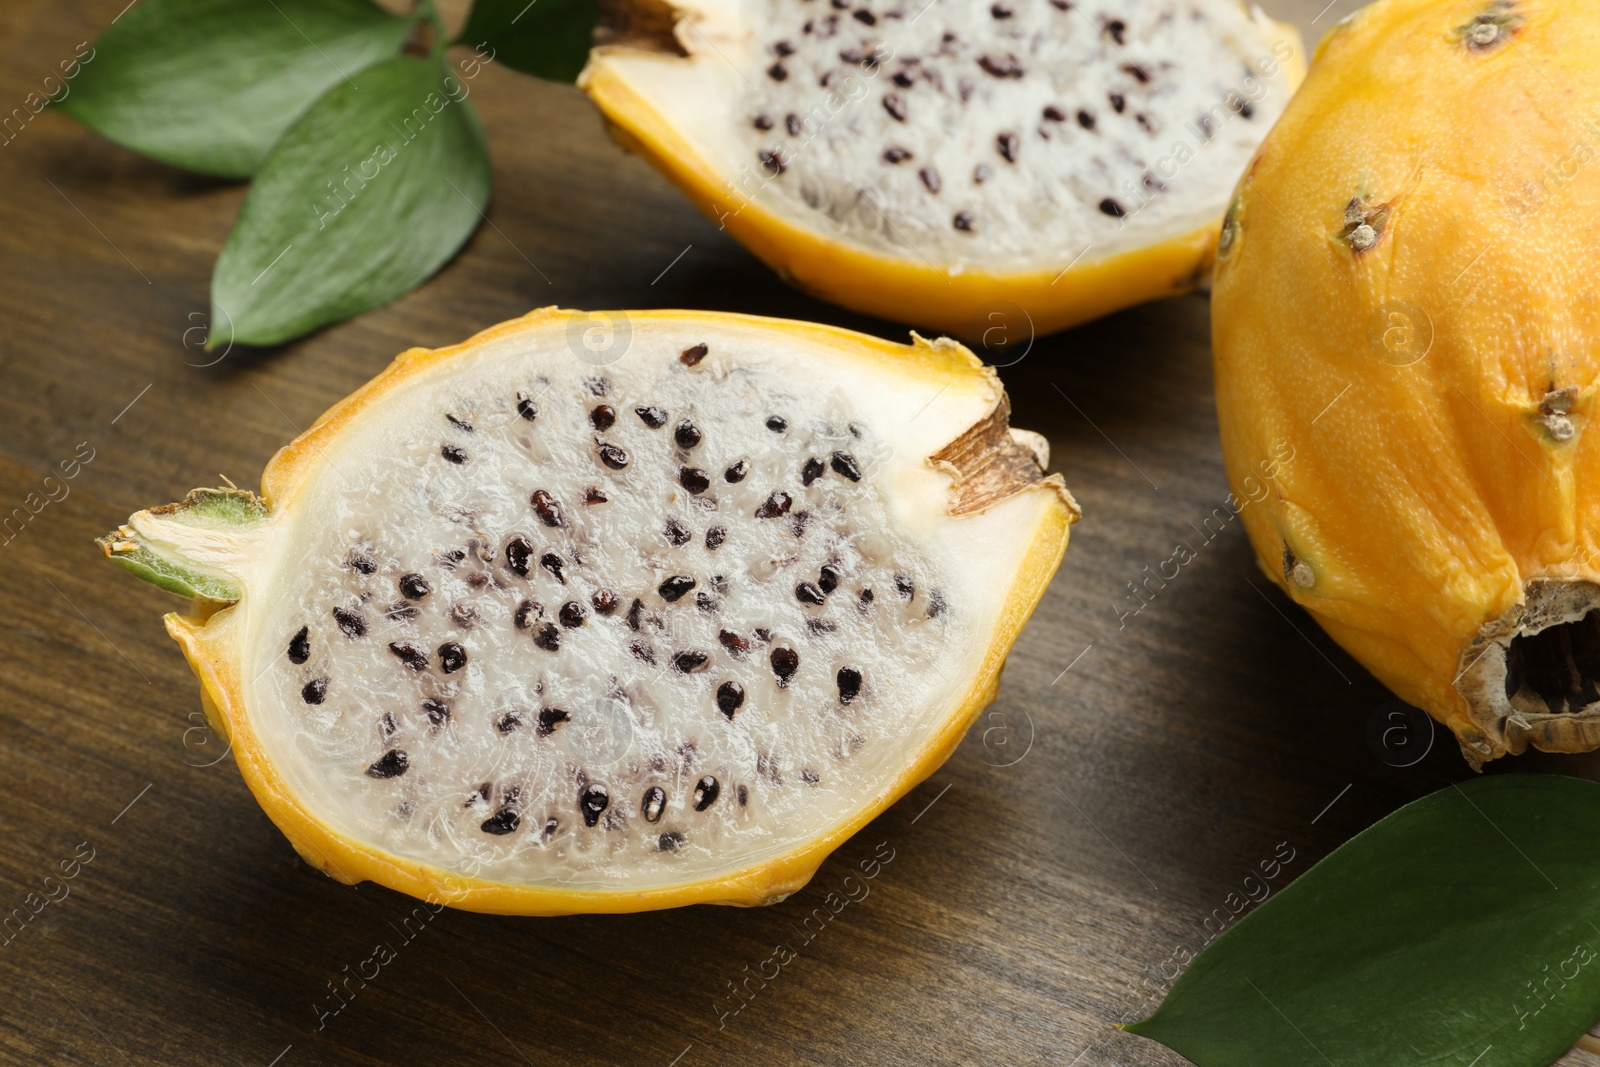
top-left (1214, 0), bottom-right (1600, 763)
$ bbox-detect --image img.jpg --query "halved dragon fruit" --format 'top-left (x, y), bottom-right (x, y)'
top-left (98, 308), bottom-right (1077, 914)
top-left (581, 0), bottom-right (1305, 338)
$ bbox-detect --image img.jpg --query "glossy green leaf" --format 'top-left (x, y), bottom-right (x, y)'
top-left (1125, 776), bottom-right (1600, 1067)
top-left (210, 54), bottom-right (490, 347)
top-left (56, 0), bottom-right (412, 179)
top-left (458, 0), bottom-right (599, 83)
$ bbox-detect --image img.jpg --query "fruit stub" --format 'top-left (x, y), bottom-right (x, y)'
top-left (97, 308), bottom-right (1077, 914)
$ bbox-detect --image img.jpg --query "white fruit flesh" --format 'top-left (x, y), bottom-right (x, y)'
top-left (212, 319), bottom-right (1060, 891)
top-left (594, 0), bottom-right (1298, 269)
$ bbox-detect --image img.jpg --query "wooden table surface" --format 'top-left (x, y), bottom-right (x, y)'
top-left (5, 1), bottom-right (1598, 1064)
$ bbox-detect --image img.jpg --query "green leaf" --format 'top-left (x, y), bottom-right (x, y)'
top-left (1125, 776), bottom-right (1600, 1067)
top-left (210, 55), bottom-right (490, 347)
top-left (56, 0), bottom-right (411, 179)
top-left (458, 0), bottom-right (599, 83)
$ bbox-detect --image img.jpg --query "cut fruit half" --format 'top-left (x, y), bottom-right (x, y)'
top-left (580, 0), bottom-right (1305, 340)
top-left (99, 308), bottom-right (1077, 914)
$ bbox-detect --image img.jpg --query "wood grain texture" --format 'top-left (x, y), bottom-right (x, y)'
top-left (2, 1), bottom-right (1597, 1064)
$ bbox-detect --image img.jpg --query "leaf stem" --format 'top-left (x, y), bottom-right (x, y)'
top-left (415, 0), bottom-right (447, 58)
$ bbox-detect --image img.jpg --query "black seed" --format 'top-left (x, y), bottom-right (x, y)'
top-left (497, 710), bottom-right (526, 734)
top-left (517, 393), bottom-right (539, 421)
top-left (837, 666), bottom-right (863, 705)
top-left (659, 575), bottom-right (696, 602)
top-left (895, 574), bottom-right (915, 599)
top-left (589, 377), bottom-right (611, 398)
top-left (927, 589), bottom-right (947, 617)
top-left (953, 211), bottom-right (975, 232)
top-left (584, 487), bottom-right (608, 505)
top-left (725, 460), bottom-right (749, 483)
top-left (830, 452), bottom-right (862, 481)
top-left (883, 93), bottom-right (908, 121)
top-left (753, 114), bottom-right (774, 130)
top-left (636, 406), bottom-right (669, 429)
top-left (681, 342), bottom-right (709, 366)
top-left (766, 415), bottom-right (788, 432)
top-left (680, 467), bottom-right (711, 494)
top-left (1110, 91), bottom-right (1126, 113)
top-left (665, 518), bottom-right (691, 546)
top-left (991, 1), bottom-right (1012, 15)
top-left (1240, 101), bottom-right (1255, 120)
top-left (819, 564), bottom-right (841, 594)
top-left (802, 769), bottom-right (821, 785)
top-left (450, 603), bottom-right (479, 629)
top-left (441, 444), bottom-right (468, 464)
top-left (288, 626), bottom-right (310, 664)
top-left (853, 7), bottom-right (875, 23)
top-left (1099, 198), bottom-right (1126, 218)
top-left (978, 53), bottom-right (1023, 78)
top-left (705, 525), bottom-right (727, 550)
top-left (892, 69), bottom-right (914, 88)
top-left (807, 618), bottom-right (838, 636)
top-left (759, 148), bottom-right (787, 176)
top-left (1077, 108), bottom-right (1096, 130)
top-left (997, 131), bottom-right (1019, 162)
top-left (590, 404), bottom-right (616, 431)
top-left (541, 817), bottom-right (558, 841)
top-left (693, 776), bottom-right (720, 811)
top-left (860, 587), bottom-right (875, 606)
top-left (1121, 62), bottom-right (1151, 84)
top-left (774, 38), bottom-right (795, 55)
top-left (695, 591), bottom-right (718, 613)
top-left (919, 166), bottom-right (941, 193)
top-left (771, 647), bottom-right (800, 687)
top-left (1041, 104), bottom-right (1066, 123)
top-left (580, 784), bottom-right (610, 827)
top-left (530, 490), bottom-right (564, 528)
top-left (514, 599), bottom-right (541, 629)
top-left (974, 163), bottom-right (992, 183)
top-left (717, 681), bottom-right (746, 719)
top-left (481, 808), bottom-right (520, 835)
top-left (884, 146), bottom-right (912, 164)
top-left (399, 573), bottom-right (430, 600)
top-left (791, 510), bottom-right (813, 537)
top-left (505, 536), bottom-right (533, 577)
top-left (753, 627), bottom-right (772, 643)
top-left (592, 590), bottom-right (619, 616)
top-left (756, 491), bottom-right (793, 518)
top-left (627, 599), bottom-right (644, 631)
top-left (630, 640), bottom-right (655, 664)
top-left (438, 642), bottom-right (467, 674)
top-left (447, 413), bottom-right (474, 434)
top-left (388, 641), bottom-right (428, 670)
top-left (302, 678), bottom-right (328, 704)
top-left (533, 623), bottom-right (561, 652)
top-left (737, 785), bottom-right (748, 806)
top-left (767, 61), bottom-right (788, 81)
top-left (366, 750), bottom-right (409, 779)
top-left (541, 553), bottom-right (565, 583)
top-left (674, 651), bottom-right (710, 674)
top-left (439, 549), bottom-right (465, 568)
top-left (465, 572), bottom-right (489, 590)
top-left (597, 442), bottom-right (630, 470)
top-left (796, 581), bottom-right (826, 605)
top-left (675, 420), bottom-right (702, 449)
top-left (347, 552), bottom-right (377, 575)
top-left (720, 629), bottom-right (750, 656)
top-left (537, 708), bottom-right (570, 736)
top-left (559, 601), bottom-right (586, 628)
top-left (1103, 17), bottom-right (1126, 44)
top-left (786, 113), bottom-right (803, 136)
top-left (642, 786), bottom-right (666, 823)
top-left (332, 606), bottom-right (366, 638)
top-left (422, 697), bottom-right (450, 726)
top-left (658, 831), bottom-right (685, 852)
top-left (383, 602), bottom-right (414, 622)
